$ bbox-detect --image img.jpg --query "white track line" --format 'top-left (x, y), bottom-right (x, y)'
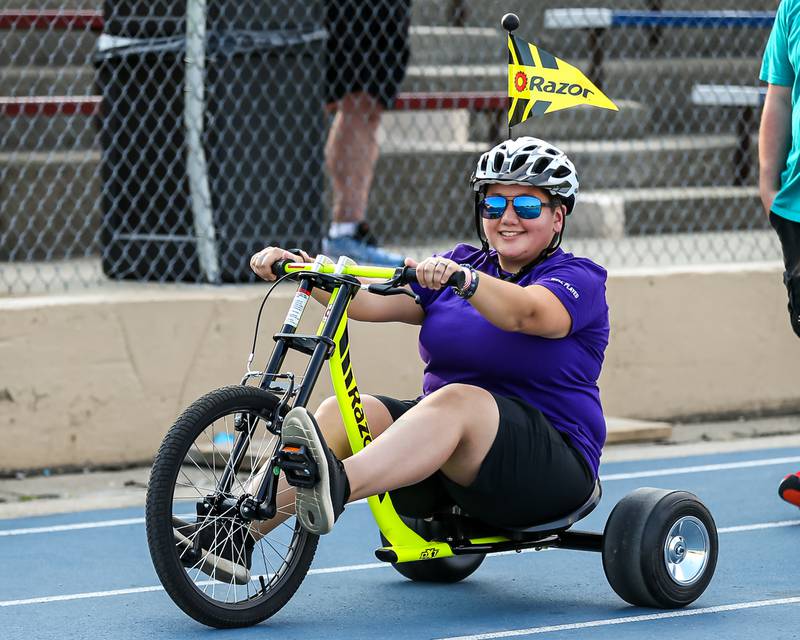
top-left (3, 454), bottom-right (799, 537)
top-left (1, 518), bottom-right (799, 608)
top-left (0, 562), bottom-right (390, 607)
top-left (718, 519), bottom-right (800, 533)
top-left (0, 517), bottom-right (144, 537)
top-left (600, 455), bottom-right (800, 481)
top-left (434, 597), bottom-right (800, 640)
top-left (0, 586), bottom-right (166, 607)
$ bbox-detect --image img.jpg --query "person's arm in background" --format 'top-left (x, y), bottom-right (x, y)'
top-left (759, 83), bottom-right (793, 216)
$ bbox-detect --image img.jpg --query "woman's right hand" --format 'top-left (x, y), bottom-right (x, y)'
top-left (250, 246), bottom-right (312, 281)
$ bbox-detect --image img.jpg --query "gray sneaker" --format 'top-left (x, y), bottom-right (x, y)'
top-left (322, 222), bottom-right (404, 267)
top-left (280, 407), bottom-right (350, 535)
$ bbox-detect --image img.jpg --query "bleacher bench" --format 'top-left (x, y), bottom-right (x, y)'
top-left (691, 84), bottom-right (766, 185)
top-left (544, 9), bottom-right (776, 89)
top-left (0, 10), bottom-right (509, 139)
top-left (2, 8), bottom-right (778, 148)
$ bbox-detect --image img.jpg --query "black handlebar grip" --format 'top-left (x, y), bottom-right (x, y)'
top-left (401, 266), bottom-right (418, 284)
top-left (400, 266), bottom-right (466, 289)
top-left (448, 269), bottom-right (466, 289)
top-left (272, 259), bottom-right (291, 277)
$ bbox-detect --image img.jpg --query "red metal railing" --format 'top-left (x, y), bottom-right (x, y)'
top-left (0, 93), bottom-right (506, 117)
top-left (0, 9), bottom-right (104, 31)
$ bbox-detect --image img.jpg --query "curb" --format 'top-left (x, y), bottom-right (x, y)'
top-left (606, 417), bottom-right (673, 444)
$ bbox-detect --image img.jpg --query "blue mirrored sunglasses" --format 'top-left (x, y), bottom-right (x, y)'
top-left (479, 195), bottom-right (554, 219)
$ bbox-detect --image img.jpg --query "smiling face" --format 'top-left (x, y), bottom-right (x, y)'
top-left (481, 183), bottom-right (565, 273)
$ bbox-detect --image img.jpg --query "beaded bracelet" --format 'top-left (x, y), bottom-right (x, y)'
top-left (453, 265), bottom-right (479, 299)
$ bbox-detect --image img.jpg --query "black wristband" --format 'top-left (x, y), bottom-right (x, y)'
top-left (453, 266), bottom-right (479, 299)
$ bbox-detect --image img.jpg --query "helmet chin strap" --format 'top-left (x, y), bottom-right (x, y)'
top-left (474, 191), bottom-right (490, 252)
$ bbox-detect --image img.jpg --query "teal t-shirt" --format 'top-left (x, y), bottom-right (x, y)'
top-left (761, 0), bottom-right (800, 221)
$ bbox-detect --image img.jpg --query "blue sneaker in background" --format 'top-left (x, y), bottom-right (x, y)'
top-left (322, 222), bottom-right (404, 267)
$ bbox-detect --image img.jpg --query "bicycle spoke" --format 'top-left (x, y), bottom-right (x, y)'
top-left (256, 540), bottom-right (277, 587)
top-left (261, 535), bottom-right (290, 560)
top-left (205, 421), bottom-right (218, 484)
top-left (182, 450), bottom-right (217, 489)
top-left (247, 426), bottom-right (279, 489)
top-left (266, 535), bottom-right (292, 551)
top-left (220, 414), bottom-right (254, 498)
top-left (174, 480), bottom-right (216, 495)
top-left (190, 436), bottom-right (221, 489)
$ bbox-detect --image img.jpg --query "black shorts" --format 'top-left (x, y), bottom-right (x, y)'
top-left (374, 392), bottom-right (595, 528)
top-left (325, 0), bottom-right (411, 108)
top-left (770, 212), bottom-right (800, 338)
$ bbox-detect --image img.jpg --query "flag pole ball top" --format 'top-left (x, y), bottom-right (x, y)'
top-left (501, 13), bottom-right (520, 32)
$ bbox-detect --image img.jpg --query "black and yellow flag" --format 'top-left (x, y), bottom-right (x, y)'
top-left (507, 34), bottom-right (618, 126)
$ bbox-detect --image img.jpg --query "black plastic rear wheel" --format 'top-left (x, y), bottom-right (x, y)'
top-left (146, 385), bottom-right (318, 628)
top-left (381, 514), bottom-right (485, 583)
top-left (602, 487), bottom-right (717, 608)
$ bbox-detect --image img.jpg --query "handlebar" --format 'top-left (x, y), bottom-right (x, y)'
top-left (272, 260), bottom-right (466, 290)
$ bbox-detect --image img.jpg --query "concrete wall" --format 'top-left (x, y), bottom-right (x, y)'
top-left (1, 262), bottom-right (798, 472)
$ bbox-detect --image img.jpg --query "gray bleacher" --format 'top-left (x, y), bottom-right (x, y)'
top-left (0, 0), bottom-right (777, 264)
top-left (373, 0), bottom-right (774, 242)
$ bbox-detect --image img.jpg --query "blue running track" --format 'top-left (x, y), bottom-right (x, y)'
top-left (2, 445), bottom-right (799, 639)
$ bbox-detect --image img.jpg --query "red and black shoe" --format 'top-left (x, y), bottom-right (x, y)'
top-left (778, 472), bottom-right (800, 508)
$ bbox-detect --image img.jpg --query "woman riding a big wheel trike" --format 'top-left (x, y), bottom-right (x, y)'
top-left (145, 136), bottom-right (718, 628)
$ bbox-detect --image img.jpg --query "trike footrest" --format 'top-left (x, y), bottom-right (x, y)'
top-left (374, 547), bottom-right (398, 563)
top-left (276, 444), bottom-right (319, 488)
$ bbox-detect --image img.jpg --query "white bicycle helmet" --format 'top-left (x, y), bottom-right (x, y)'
top-left (471, 136), bottom-right (579, 214)
top-left (469, 137), bottom-right (579, 272)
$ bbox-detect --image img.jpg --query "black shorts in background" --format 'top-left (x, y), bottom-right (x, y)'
top-left (325, 0), bottom-right (411, 108)
top-left (770, 211), bottom-right (800, 338)
top-left (374, 392), bottom-right (596, 529)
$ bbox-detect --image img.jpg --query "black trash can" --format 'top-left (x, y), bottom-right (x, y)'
top-left (95, 1), bottom-right (326, 282)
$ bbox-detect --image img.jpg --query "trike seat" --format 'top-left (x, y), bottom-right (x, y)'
top-left (494, 480), bottom-right (602, 539)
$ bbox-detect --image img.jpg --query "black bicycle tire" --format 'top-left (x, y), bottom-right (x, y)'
top-left (145, 385), bottom-right (319, 628)
top-left (602, 487), bottom-right (718, 609)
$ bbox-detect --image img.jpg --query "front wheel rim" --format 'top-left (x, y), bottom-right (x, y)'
top-left (662, 515), bottom-right (711, 586)
top-left (171, 405), bottom-right (301, 606)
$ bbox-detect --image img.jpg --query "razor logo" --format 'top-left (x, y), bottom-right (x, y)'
top-left (339, 329), bottom-right (372, 448)
top-left (528, 76), bottom-right (594, 99)
top-left (348, 385), bottom-right (372, 446)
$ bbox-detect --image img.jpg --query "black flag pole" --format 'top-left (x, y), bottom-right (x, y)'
top-left (501, 13), bottom-right (520, 140)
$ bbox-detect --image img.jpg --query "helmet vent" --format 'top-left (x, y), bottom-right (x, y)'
top-left (510, 154), bottom-right (529, 172)
top-left (492, 152), bottom-right (505, 172)
top-left (480, 156), bottom-right (488, 171)
top-left (545, 148), bottom-right (558, 156)
top-left (532, 157), bottom-right (551, 174)
top-left (552, 165), bottom-right (571, 178)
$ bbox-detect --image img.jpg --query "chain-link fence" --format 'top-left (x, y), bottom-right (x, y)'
top-left (0, 0), bottom-right (783, 294)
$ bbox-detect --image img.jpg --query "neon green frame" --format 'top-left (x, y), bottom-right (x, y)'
top-left (288, 263), bottom-right (509, 563)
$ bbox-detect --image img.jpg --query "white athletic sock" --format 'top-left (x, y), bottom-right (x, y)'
top-left (328, 222), bottom-right (358, 238)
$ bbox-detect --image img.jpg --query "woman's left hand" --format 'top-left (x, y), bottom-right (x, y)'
top-left (405, 256), bottom-right (461, 290)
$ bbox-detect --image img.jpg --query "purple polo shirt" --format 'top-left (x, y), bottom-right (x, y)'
top-left (409, 244), bottom-right (609, 477)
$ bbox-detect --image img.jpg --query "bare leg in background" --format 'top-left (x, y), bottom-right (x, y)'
top-left (325, 91), bottom-right (383, 223)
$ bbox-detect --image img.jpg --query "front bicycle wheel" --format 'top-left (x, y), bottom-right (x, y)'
top-left (146, 385), bottom-right (318, 628)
